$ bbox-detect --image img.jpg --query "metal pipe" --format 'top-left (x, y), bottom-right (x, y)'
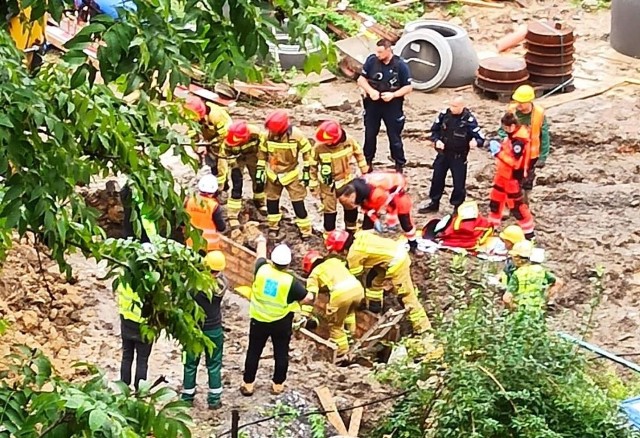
top-left (558, 332), bottom-right (640, 373)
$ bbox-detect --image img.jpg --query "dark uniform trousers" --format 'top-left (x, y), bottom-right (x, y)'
top-left (429, 152), bottom-right (468, 207)
top-left (363, 98), bottom-right (406, 168)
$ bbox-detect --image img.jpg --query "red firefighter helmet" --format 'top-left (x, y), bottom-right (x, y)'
top-left (265, 109), bottom-right (290, 135)
top-left (184, 95), bottom-right (207, 121)
top-left (325, 230), bottom-right (350, 252)
top-left (302, 250), bottom-right (323, 275)
top-left (226, 121), bottom-right (251, 147)
top-left (315, 120), bottom-right (343, 144)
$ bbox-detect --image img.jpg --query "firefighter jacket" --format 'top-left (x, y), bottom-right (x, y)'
top-left (310, 135), bottom-right (368, 190)
top-left (220, 124), bottom-right (264, 167)
top-left (307, 258), bottom-right (364, 298)
top-left (346, 231), bottom-right (409, 276)
top-left (431, 201), bottom-right (493, 249)
top-left (258, 127), bottom-right (312, 185)
top-left (251, 263), bottom-right (295, 322)
top-left (184, 194), bottom-right (221, 251)
top-left (495, 126), bottom-right (530, 182)
top-left (507, 264), bottom-right (556, 310)
top-left (499, 104), bottom-right (550, 162)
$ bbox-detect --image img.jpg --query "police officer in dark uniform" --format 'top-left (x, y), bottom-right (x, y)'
top-left (357, 39), bottom-right (413, 173)
top-left (419, 96), bottom-right (485, 213)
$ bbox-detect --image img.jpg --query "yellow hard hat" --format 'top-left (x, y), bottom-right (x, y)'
top-left (499, 225), bottom-right (525, 245)
top-left (512, 85), bottom-right (535, 103)
top-left (509, 240), bottom-right (533, 259)
top-left (204, 250), bottom-right (226, 272)
top-left (206, 103), bottom-right (232, 128)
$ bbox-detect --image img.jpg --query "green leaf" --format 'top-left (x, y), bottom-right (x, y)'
top-left (70, 64), bottom-right (89, 89)
top-left (88, 408), bottom-right (108, 432)
top-left (0, 114), bottom-right (13, 128)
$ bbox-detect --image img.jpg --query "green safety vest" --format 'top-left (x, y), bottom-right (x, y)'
top-left (513, 264), bottom-right (548, 309)
top-left (250, 263), bottom-right (294, 323)
top-left (117, 283), bottom-right (145, 323)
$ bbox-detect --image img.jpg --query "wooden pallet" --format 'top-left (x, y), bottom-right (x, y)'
top-left (347, 308), bottom-right (406, 357)
top-left (473, 79), bottom-right (576, 102)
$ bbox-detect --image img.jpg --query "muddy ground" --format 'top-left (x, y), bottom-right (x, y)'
top-left (2, 2), bottom-right (640, 437)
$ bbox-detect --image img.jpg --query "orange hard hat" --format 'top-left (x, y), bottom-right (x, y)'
top-left (265, 109), bottom-right (290, 135)
top-left (184, 95), bottom-right (207, 121)
top-left (315, 120), bottom-right (343, 144)
top-left (325, 230), bottom-right (350, 252)
top-left (302, 250), bottom-right (323, 275)
top-left (226, 121), bottom-right (251, 147)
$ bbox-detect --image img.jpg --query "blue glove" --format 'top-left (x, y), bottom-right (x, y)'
top-left (374, 219), bottom-right (385, 233)
top-left (489, 140), bottom-right (501, 156)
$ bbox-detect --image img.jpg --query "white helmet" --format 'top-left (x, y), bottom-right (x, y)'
top-left (530, 247), bottom-right (545, 264)
top-left (271, 244), bottom-right (292, 266)
top-left (198, 174), bottom-right (219, 194)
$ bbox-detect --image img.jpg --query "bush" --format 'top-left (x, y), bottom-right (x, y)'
top-left (371, 260), bottom-right (639, 438)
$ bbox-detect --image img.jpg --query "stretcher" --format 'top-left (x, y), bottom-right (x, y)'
top-left (415, 237), bottom-right (508, 262)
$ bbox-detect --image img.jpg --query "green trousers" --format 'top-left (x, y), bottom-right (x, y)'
top-left (181, 327), bottom-right (224, 406)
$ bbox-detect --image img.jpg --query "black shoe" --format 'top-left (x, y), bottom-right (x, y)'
top-left (408, 239), bottom-right (418, 253)
top-left (418, 202), bottom-right (439, 214)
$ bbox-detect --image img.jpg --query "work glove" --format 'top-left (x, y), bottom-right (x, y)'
top-left (320, 164), bottom-right (333, 186)
top-left (489, 140), bottom-right (501, 156)
top-left (255, 166), bottom-right (266, 192)
top-left (302, 166), bottom-right (311, 187)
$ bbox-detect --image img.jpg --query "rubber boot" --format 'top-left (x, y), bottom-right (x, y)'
top-left (523, 190), bottom-right (530, 205)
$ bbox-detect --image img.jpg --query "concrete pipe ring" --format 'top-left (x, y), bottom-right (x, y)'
top-left (393, 29), bottom-right (453, 92)
top-left (266, 24), bottom-right (330, 70)
top-left (611, 0), bottom-right (640, 58)
top-left (403, 20), bottom-right (479, 88)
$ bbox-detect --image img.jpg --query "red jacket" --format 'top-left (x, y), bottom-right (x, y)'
top-left (360, 171), bottom-right (408, 213)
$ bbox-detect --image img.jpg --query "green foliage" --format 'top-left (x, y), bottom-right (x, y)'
top-left (446, 2), bottom-right (463, 17)
top-left (350, 0), bottom-right (422, 26)
top-left (261, 402), bottom-right (327, 438)
top-left (372, 262), bottom-right (639, 438)
top-left (0, 346), bottom-right (192, 437)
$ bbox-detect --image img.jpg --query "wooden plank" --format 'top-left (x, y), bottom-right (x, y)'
top-left (348, 407), bottom-right (364, 437)
top-left (459, 0), bottom-right (506, 7)
top-left (542, 78), bottom-right (628, 109)
top-left (315, 387), bottom-right (349, 436)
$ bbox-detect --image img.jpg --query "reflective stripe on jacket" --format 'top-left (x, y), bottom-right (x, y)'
top-left (307, 258), bottom-right (364, 296)
top-left (117, 283), bottom-right (145, 323)
top-left (508, 103), bottom-right (545, 160)
top-left (346, 231), bottom-right (409, 275)
top-left (259, 127), bottom-right (312, 185)
top-left (250, 263), bottom-right (294, 322)
top-left (310, 136), bottom-right (367, 189)
top-left (185, 194), bottom-right (220, 250)
top-left (511, 264), bottom-right (548, 309)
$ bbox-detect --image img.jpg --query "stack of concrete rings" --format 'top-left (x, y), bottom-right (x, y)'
top-left (393, 20), bottom-right (479, 91)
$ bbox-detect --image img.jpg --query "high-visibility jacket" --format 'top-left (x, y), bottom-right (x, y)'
top-left (117, 283), bottom-right (145, 323)
top-left (310, 136), bottom-right (368, 190)
top-left (508, 264), bottom-right (553, 310)
top-left (250, 263), bottom-right (294, 322)
top-left (346, 231), bottom-right (409, 276)
top-left (361, 172), bottom-right (408, 213)
top-left (221, 124), bottom-right (264, 167)
top-left (434, 202), bottom-right (493, 249)
top-left (307, 258), bottom-right (364, 297)
top-left (184, 194), bottom-right (221, 251)
top-left (258, 127), bottom-right (312, 185)
top-left (495, 126), bottom-right (529, 182)
top-left (508, 103), bottom-right (545, 161)
top-left (8, 7), bottom-right (45, 51)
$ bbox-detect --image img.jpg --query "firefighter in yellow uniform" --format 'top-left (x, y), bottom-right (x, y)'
top-left (259, 110), bottom-right (313, 240)
top-left (184, 175), bottom-right (227, 252)
top-left (223, 120), bottom-right (267, 228)
top-left (325, 230), bottom-right (431, 334)
top-left (8, 6), bottom-right (46, 70)
top-left (310, 120), bottom-right (369, 234)
top-left (184, 96), bottom-right (232, 192)
top-left (301, 250), bottom-right (364, 356)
